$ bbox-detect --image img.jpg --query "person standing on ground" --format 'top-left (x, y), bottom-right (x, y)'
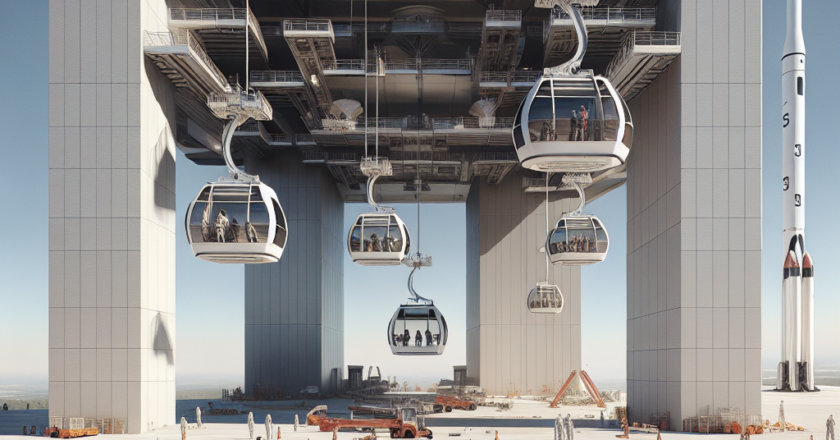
top-left (828, 415), bottom-right (835, 440)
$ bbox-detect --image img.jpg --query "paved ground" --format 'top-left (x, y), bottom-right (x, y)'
top-left (1, 386), bottom-right (836, 439)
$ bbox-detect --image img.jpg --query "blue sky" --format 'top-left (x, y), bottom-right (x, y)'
top-left (1, 0), bottom-right (839, 390)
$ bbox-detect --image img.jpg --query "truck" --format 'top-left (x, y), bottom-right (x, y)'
top-left (307, 406), bottom-right (432, 438)
top-left (434, 396), bottom-right (477, 412)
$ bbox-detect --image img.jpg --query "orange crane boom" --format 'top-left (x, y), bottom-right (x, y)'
top-left (313, 416), bottom-right (432, 439)
top-left (550, 370), bottom-right (578, 408)
top-left (549, 370), bottom-right (605, 408)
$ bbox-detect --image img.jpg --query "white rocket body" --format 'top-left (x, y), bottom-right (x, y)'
top-left (801, 253), bottom-right (814, 390)
top-left (779, 0), bottom-right (815, 392)
top-left (781, 252), bottom-right (801, 391)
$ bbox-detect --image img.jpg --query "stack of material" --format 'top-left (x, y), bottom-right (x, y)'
top-left (767, 421), bottom-right (804, 432)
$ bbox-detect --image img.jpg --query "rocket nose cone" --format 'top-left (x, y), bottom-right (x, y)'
top-left (802, 252), bottom-right (813, 269)
top-left (784, 251), bottom-right (800, 269)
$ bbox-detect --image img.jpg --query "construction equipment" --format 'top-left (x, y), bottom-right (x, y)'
top-left (44, 418), bottom-right (99, 438)
top-left (434, 396), bottom-right (477, 412)
top-left (550, 370), bottom-right (606, 408)
top-left (308, 406), bottom-right (432, 438)
top-left (368, 366), bottom-right (382, 382)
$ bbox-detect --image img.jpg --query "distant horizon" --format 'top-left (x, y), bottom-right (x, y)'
top-left (6, 358), bottom-right (840, 392)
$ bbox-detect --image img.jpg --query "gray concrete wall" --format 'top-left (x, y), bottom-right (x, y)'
top-left (625, 0), bottom-right (762, 428)
top-left (48, 0), bottom-right (177, 433)
top-left (243, 151), bottom-right (345, 395)
top-left (466, 172), bottom-right (581, 396)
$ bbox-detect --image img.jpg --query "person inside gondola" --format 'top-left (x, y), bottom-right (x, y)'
top-left (415, 330), bottom-right (423, 347)
top-left (214, 209), bottom-right (230, 243)
top-left (569, 110), bottom-right (578, 141)
top-left (425, 329), bottom-right (433, 346)
top-left (386, 235), bottom-right (397, 252)
top-left (434, 334), bottom-right (440, 346)
top-left (393, 333), bottom-right (399, 346)
top-left (580, 105), bottom-right (588, 141)
top-left (370, 233), bottom-right (383, 252)
top-left (246, 221), bottom-right (258, 243)
top-left (403, 329), bottom-right (410, 346)
top-left (541, 120), bottom-right (553, 141)
top-left (228, 219), bottom-right (240, 243)
top-left (201, 204), bottom-right (211, 242)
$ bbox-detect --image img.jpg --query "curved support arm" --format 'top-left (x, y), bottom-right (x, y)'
top-left (571, 180), bottom-right (586, 215)
top-left (407, 266), bottom-right (432, 304)
top-left (545, 1), bottom-right (589, 76)
top-left (222, 115), bottom-right (260, 182)
top-left (367, 174), bottom-right (380, 210)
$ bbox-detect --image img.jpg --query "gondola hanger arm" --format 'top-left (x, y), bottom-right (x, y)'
top-left (535, 0), bottom-right (600, 77)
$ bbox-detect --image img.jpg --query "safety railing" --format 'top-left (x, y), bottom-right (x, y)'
top-left (605, 31), bottom-right (681, 79)
top-left (143, 31), bottom-right (174, 47)
top-left (390, 151), bottom-right (462, 162)
top-left (550, 7), bottom-right (656, 22)
top-left (511, 71), bottom-right (540, 83)
top-left (207, 87), bottom-right (273, 120)
top-left (143, 30), bottom-right (230, 91)
top-left (479, 71), bottom-right (539, 85)
top-left (422, 59), bottom-right (472, 72)
top-left (295, 134), bottom-right (316, 144)
top-left (486, 10), bottom-right (522, 24)
top-left (283, 19), bottom-right (333, 34)
top-left (384, 59), bottom-right (472, 73)
top-left (270, 134), bottom-right (293, 145)
top-left (322, 59), bottom-right (377, 74)
top-left (632, 30), bottom-right (680, 46)
top-left (384, 59), bottom-right (418, 71)
top-left (237, 121), bottom-right (260, 132)
top-left (250, 71), bottom-right (304, 84)
top-left (170, 8), bottom-right (247, 21)
top-left (432, 117), bottom-right (514, 130)
top-left (357, 117), bottom-right (412, 129)
top-left (480, 72), bottom-right (510, 83)
top-left (546, 7), bottom-right (656, 40)
top-left (473, 152), bottom-right (519, 162)
top-left (302, 152), bottom-right (327, 163)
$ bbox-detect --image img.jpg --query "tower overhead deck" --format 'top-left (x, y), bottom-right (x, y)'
top-left (153, 0), bottom-right (680, 204)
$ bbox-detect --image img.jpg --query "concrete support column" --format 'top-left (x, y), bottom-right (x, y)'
top-left (625, 0), bottom-right (762, 428)
top-left (466, 171), bottom-right (581, 396)
top-left (48, 0), bottom-right (176, 433)
top-left (243, 151), bottom-right (345, 395)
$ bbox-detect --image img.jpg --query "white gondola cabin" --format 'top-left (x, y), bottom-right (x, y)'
top-left (527, 283), bottom-right (564, 314)
top-left (546, 215), bottom-right (609, 265)
top-left (348, 212), bottom-right (410, 265)
top-left (387, 304), bottom-right (448, 355)
top-left (513, 73), bottom-right (633, 173)
top-left (185, 181), bottom-right (288, 264)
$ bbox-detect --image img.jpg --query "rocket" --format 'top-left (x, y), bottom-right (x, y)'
top-left (801, 252), bottom-right (814, 391)
top-left (779, 252), bottom-right (801, 391)
top-left (778, 0), bottom-right (816, 392)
